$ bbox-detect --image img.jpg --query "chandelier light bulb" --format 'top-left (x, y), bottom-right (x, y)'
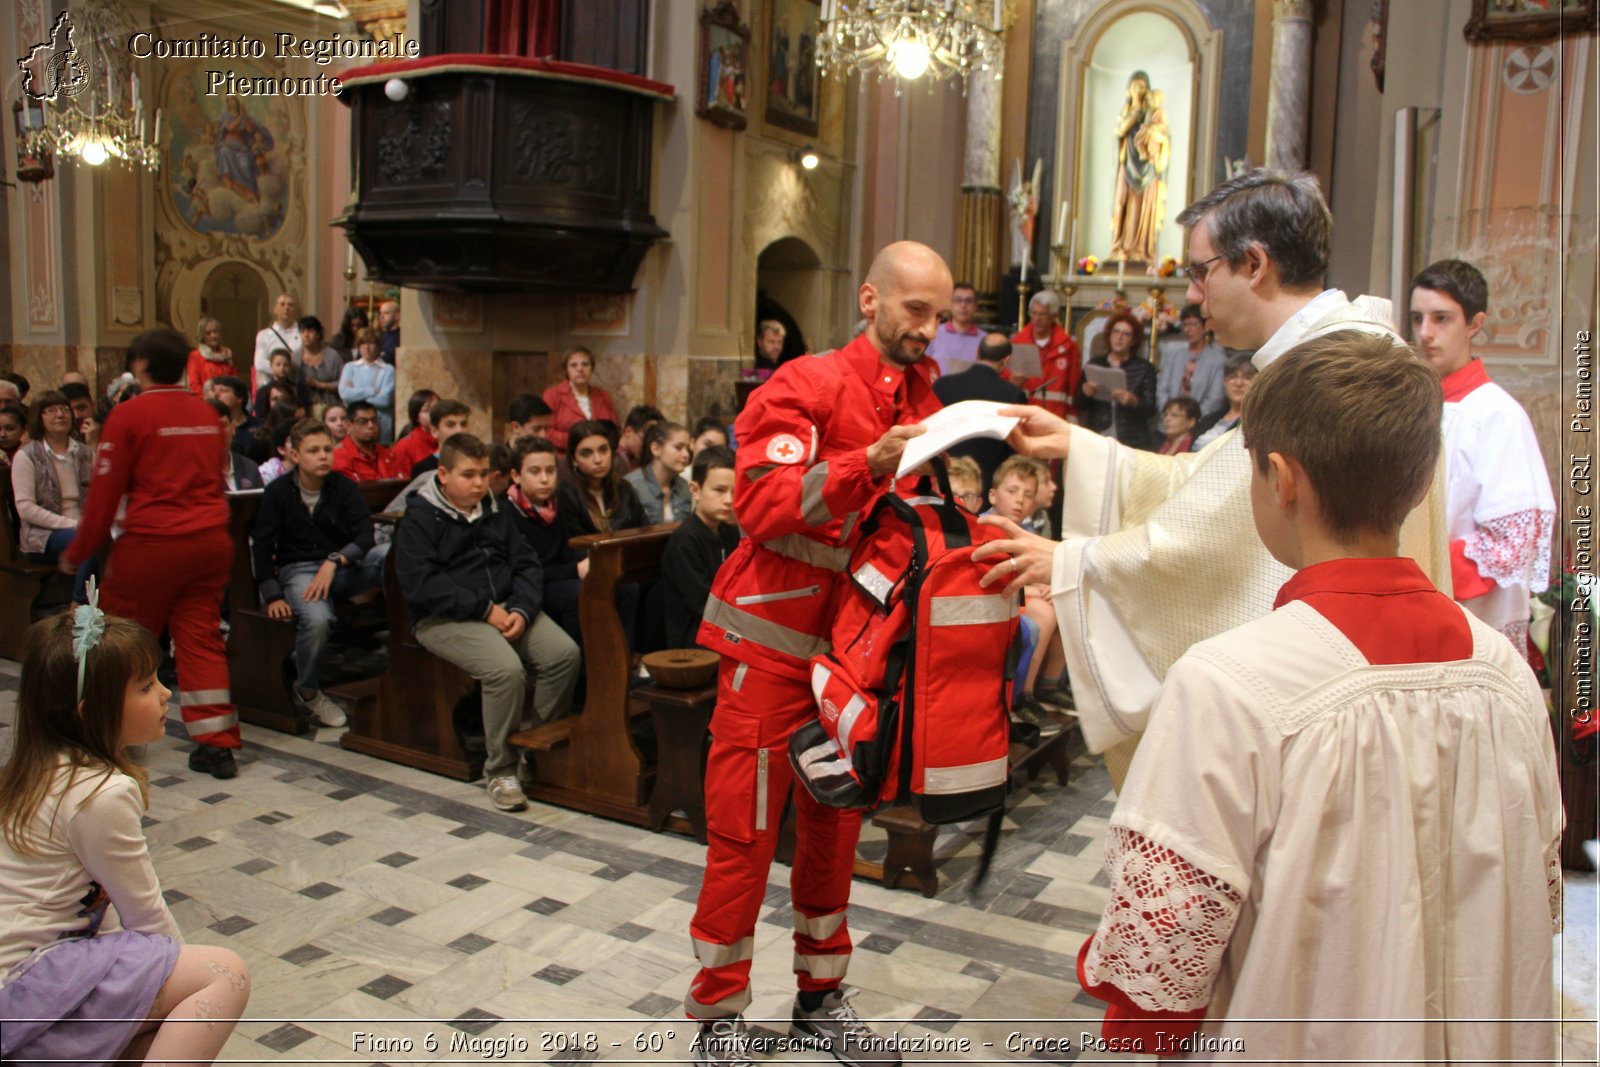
top-left (78, 138), bottom-right (109, 166)
top-left (889, 38), bottom-right (932, 79)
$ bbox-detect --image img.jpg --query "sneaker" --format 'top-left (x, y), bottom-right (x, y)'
top-left (485, 775), bottom-right (527, 812)
top-left (188, 744), bottom-right (238, 780)
top-left (1011, 693), bottom-right (1062, 738)
top-left (1036, 678), bottom-right (1076, 712)
top-left (297, 689), bottom-right (348, 728)
top-left (790, 988), bottom-right (901, 1066)
top-left (692, 1016), bottom-right (754, 1067)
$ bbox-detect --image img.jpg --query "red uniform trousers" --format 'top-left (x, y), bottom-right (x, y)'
top-left (686, 658), bottom-right (861, 1019)
top-left (100, 527), bottom-right (240, 749)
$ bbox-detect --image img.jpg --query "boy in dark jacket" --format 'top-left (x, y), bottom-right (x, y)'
top-left (504, 435), bottom-right (589, 647)
top-left (661, 446), bottom-right (738, 649)
top-left (396, 433), bottom-right (581, 812)
top-left (253, 419), bottom-right (385, 727)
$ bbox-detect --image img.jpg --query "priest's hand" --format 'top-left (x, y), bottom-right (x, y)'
top-left (998, 405), bottom-right (1072, 462)
top-left (973, 514), bottom-right (1057, 597)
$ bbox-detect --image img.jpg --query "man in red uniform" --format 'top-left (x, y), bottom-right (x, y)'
top-left (1008, 289), bottom-right (1081, 421)
top-left (64, 328), bottom-right (242, 779)
top-left (332, 399), bottom-right (401, 481)
top-left (687, 242), bottom-right (948, 1066)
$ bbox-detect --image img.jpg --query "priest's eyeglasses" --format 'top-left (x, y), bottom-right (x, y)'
top-left (1181, 254), bottom-right (1228, 284)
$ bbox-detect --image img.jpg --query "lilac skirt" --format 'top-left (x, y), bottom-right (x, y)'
top-left (0, 930), bottom-right (181, 1065)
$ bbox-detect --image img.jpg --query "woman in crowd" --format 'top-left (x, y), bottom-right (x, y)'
top-left (1192, 354), bottom-right (1258, 450)
top-left (329, 306), bottom-right (369, 361)
top-left (1157, 395), bottom-right (1201, 456)
top-left (690, 416), bottom-right (729, 457)
top-left (623, 420), bottom-right (693, 525)
top-left (1075, 310), bottom-right (1157, 450)
top-left (248, 402), bottom-right (305, 467)
top-left (543, 347), bottom-right (618, 455)
top-left (296, 315), bottom-right (345, 404)
top-left (185, 317), bottom-right (236, 396)
top-left (338, 327), bottom-right (396, 440)
top-left (556, 420), bottom-right (645, 536)
top-left (321, 402), bottom-right (349, 444)
top-left (396, 389), bottom-right (438, 443)
top-left (0, 404), bottom-right (27, 469)
top-left (11, 391), bottom-right (94, 600)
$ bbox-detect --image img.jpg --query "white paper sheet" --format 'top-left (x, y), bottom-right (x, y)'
top-left (896, 400), bottom-right (1022, 477)
top-left (1083, 363), bottom-right (1128, 394)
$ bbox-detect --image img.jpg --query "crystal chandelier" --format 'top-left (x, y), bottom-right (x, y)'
top-left (816, 0), bottom-right (1009, 90)
top-left (15, 6), bottom-right (161, 174)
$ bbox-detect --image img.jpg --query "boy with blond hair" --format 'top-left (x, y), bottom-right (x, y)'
top-left (1076, 331), bottom-right (1562, 1062)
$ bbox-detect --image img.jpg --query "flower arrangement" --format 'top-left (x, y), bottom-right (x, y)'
top-left (1077, 255), bottom-right (1100, 275)
top-left (1155, 256), bottom-right (1180, 279)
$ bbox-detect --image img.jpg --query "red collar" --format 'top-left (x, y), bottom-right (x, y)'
top-left (839, 331), bottom-right (935, 405)
top-left (1273, 556), bottom-right (1437, 610)
top-left (1440, 358), bottom-right (1490, 402)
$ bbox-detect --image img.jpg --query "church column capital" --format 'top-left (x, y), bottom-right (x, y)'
top-left (1273, 0), bottom-right (1314, 21)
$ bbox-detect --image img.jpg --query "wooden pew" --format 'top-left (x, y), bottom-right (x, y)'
top-left (511, 523), bottom-right (677, 824)
top-left (225, 478), bottom-right (404, 734)
top-left (340, 548), bottom-right (480, 779)
top-left (0, 480), bottom-right (61, 661)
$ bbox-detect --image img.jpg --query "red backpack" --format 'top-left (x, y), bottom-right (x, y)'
top-left (788, 485), bottom-right (1018, 827)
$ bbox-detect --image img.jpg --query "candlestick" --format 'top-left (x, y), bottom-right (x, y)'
top-left (346, 243), bottom-right (354, 273)
top-left (1020, 250), bottom-right (1028, 285)
top-left (1067, 219), bottom-right (1077, 276)
top-left (1055, 201), bottom-right (1068, 246)
top-left (1117, 258), bottom-right (1126, 289)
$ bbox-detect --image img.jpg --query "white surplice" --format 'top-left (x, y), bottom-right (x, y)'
top-left (1081, 595), bottom-right (1564, 1065)
top-left (1050, 290), bottom-right (1454, 753)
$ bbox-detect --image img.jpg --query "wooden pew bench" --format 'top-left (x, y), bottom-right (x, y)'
top-left (0, 480), bottom-right (65, 661)
top-left (510, 523), bottom-right (677, 823)
top-left (225, 479), bottom-right (404, 734)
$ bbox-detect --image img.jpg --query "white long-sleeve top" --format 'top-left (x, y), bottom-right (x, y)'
top-left (0, 763), bottom-right (181, 972)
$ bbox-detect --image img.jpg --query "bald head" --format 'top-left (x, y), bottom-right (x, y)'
top-left (860, 241), bottom-right (954, 367)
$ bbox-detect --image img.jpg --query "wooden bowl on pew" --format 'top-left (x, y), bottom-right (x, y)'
top-left (642, 649), bottom-right (719, 690)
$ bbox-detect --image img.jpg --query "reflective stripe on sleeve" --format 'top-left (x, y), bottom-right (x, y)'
top-left (703, 596), bottom-right (830, 660)
top-left (800, 463), bottom-right (833, 526)
top-left (765, 532), bottom-right (850, 572)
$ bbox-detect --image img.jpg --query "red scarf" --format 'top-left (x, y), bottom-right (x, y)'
top-left (507, 484), bottom-right (558, 524)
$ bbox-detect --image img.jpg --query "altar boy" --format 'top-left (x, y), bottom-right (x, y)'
top-left (1075, 330), bottom-right (1563, 1062)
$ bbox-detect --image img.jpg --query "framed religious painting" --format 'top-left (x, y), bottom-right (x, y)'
top-left (698, 1), bottom-right (751, 131)
top-left (1464, 0), bottom-right (1597, 42)
top-left (764, 0), bottom-right (822, 137)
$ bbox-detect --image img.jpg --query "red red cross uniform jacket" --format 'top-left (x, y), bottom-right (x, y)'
top-left (65, 386), bottom-right (240, 749)
top-left (685, 334), bottom-right (942, 1021)
top-left (1008, 322), bottom-right (1082, 421)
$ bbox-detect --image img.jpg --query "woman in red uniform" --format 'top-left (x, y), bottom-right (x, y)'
top-left (542, 346), bottom-right (618, 456)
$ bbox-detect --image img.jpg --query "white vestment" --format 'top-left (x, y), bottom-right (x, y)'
top-left (1050, 290), bottom-right (1453, 752)
top-left (1442, 363), bottom-right (1555, 643)
top-left (1081, 599), bottom-right (1564, 1064)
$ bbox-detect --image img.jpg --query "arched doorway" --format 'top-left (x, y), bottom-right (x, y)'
top-left (755, 236), bottom-right (824, 363)
top-left (200, 262), bottom-right (269, 374)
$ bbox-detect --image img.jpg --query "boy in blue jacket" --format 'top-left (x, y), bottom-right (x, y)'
top-left (395, 433), bottom-right (581, 811)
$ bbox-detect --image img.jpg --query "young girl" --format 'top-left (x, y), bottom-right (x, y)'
top-left (556, 420), bottom-right (645, 535)
top-left (0, 403), bottom-right (25, 469)
top-left (321, 401), bottom-right (349, 445)
top-left (0, 603), bottom-right (250, 1064)
top-left (622, 420), bottom-right (692, 524)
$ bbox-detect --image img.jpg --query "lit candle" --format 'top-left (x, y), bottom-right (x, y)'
top-left (993, 0), bottom-right (1003, 31)
top-left (153, 107), bottom-right (161, 144)
top-left (1056, 201), bottom-right (1068, 246)
top-left (1020, 250), bottom-right (1028, 285)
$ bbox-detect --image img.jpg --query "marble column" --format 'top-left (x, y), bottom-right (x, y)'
top-left (1264, 0), bottom-right (1313, 172)
top-left (956, 61), bottom-right (1005, 318)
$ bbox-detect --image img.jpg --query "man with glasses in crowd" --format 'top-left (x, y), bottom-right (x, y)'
top-left (332, 400), bottom-right (401, 481)
top-left (972, 168), bottom-right (1453, 786)
top-left (925, 282), bottom-right (983, 376)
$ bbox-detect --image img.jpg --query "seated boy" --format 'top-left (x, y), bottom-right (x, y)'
top-left (986, 456), bottom-right (1063, 736)
top-left (1076, 331), bottom-right (1563, 1061)
top-left (506, 394), bottom-right (553, 444)
top-left (405, 399), bottom-right (472, 479)
top-left (944, 454), bottom-right (983, 515)
top-left (253, 419), bottom-right (387, 727)
top-left (504, 435), bottom-right (588, 646)
top-left (661, 446), bottom-right (738, 649)
top-left (396, 433), bottom-right (582, 812)
top-left (332, 400), bottom-right (400, 481)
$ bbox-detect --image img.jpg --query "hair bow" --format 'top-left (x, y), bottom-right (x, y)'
top-left (72, 577), bottom-right (105, 701)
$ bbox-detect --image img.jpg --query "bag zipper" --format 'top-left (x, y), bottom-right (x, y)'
top-left (734, 584), bottom-right (820, 606)
top-left (755, 748), bottom-right (769, 831)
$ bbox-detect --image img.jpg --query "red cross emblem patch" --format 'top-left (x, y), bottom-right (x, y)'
top-left (766, 433), bottom-right (805, 464)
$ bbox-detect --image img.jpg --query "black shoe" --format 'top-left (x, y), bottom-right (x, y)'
top-left (189, 744), bottom-right (238, 779)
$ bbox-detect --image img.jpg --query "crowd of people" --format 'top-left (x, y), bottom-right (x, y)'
top-left (0, 168), bottom-right (1566, 1067)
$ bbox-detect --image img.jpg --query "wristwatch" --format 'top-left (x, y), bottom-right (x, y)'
top-left (326, 552), bottom-right (345, 566)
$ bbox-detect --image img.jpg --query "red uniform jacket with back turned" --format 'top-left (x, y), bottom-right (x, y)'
top-left (698, 332), bottom-right (943, 680)
top-left (64, 385), bottom-right (230, 567)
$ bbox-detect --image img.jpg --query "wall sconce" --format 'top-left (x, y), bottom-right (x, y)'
top-left (12, 97), bottom-right (53, 183)
top-left (793, 145), bottom-right (820, 170)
